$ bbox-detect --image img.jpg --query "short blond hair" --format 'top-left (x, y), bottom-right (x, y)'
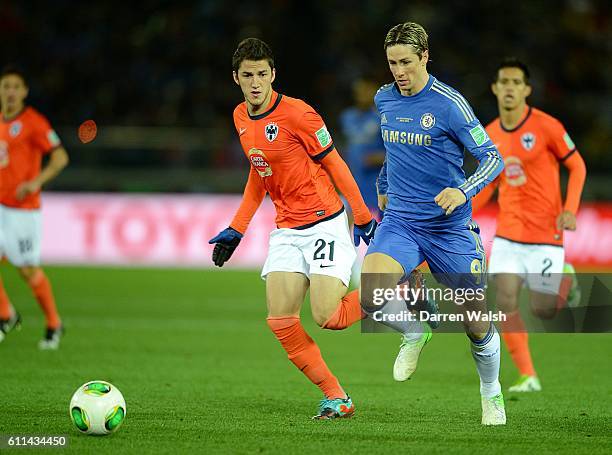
top-left (384, 22), bottom-right (429, 59)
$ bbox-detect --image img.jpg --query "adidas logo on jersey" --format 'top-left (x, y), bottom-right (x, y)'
top-left (381, 113), bottom-right (387, 124)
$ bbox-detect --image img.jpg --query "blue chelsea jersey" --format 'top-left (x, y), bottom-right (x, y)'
top-left (376, 75), bottom-right (503, 226)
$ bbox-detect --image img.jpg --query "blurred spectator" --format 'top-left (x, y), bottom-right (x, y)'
top-left (339, 78), bottom-right (385, 219)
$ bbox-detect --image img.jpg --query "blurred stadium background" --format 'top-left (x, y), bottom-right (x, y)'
top-left (1, 0), bottom-right (611, 269)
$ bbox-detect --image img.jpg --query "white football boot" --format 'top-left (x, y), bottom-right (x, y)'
top-left (393, 324), bottom-right (432, 381)
top-left (481, 393), bottom-right (507, 425)
top-left (508, 374), bottom-right (542, 392)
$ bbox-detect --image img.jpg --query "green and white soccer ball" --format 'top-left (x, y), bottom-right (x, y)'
top-left (69, 381), bottom-right (126, 435)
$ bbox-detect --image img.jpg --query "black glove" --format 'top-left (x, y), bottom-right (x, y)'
top-left (208, 227), bottom-right (243, 267)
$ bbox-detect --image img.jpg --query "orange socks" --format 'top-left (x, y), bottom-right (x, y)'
top-left (28, 270), bottom-right (61, 329)
top-left (0, 277), bottom-right (12, 320)
top-left (501, 311), bottom-right (536, 377)
top-left (267, 316), bottom-right (346, 399)
top-left (322, 290), bottom-right (365, 330)
top-left (266, 291), bottom-right (363, 398)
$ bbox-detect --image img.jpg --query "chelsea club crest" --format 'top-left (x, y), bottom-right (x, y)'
top-left (265, 122), bottom-right (279, 142)
top-left (420, 113), bottom-right (435, 130)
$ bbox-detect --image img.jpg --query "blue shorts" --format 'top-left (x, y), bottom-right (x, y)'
top-left (366, 212), bottom-right (486, 289)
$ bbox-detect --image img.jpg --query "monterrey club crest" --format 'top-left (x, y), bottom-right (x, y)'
top-left (264, 122), bottom-right (279, 142)
top-left (248, 148), bottom-right (273, 177)
top-left (420, 113), bottom-right (435, 130)
top-left (521, 132), bottom-right (536, 151)
top-left (9, 121), bottom-right (22, 138)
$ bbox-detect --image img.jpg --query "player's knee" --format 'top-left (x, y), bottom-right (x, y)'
top-left (309, 283), bottom-right (347, 328)
top-left (464, 320), bottom-right (491, 339)
top-left (495, 289), bottom-right (519, 313)
top-left (311, 306), bottom-right (334, 328)
top-left (321, 320), bottom-right (341, 330)
top-left (319, 310), bottom-right (344, 330)
top-left (18, 266), bottom-right (39, 282)
top-left (531, 293), bottom-right (558, 319)
top-left (531, 305), bottom-right (557, 320)
top-left (313, 315), bottom-right (327, 328)
top-left (358, 280), bottom-right (384, 314)
top-left (359, 292), bottom-right (378, 315)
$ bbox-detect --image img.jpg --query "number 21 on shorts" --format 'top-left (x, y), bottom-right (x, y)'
top-left (313, 238), bottom-right (335, 262)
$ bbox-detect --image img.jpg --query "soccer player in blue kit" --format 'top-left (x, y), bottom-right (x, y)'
top-left (360, 23), bottom-right (506, 425)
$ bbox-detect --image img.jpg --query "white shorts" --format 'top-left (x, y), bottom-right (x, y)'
top-left (261, 211), bottom-right (356, 287)
top-left (488, 237), bottom-right (565, 294)
top-left (0, 204), bottom-right (42, 267)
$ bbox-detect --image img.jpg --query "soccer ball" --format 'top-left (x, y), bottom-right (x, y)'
top-left (69, 380), bottom-right (126, 435)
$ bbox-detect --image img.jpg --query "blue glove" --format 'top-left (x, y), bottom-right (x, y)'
top-left (353, 219), bottom-right (378, 246)
top-left (208, 227), bottom-right (243, 267)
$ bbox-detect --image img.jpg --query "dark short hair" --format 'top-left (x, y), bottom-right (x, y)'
top-left (495, 57), bottom-right (530, 83)
top-left (0, 64), bottom-right (28, 85)
top-left (232, 38), bottom-right (275, 72)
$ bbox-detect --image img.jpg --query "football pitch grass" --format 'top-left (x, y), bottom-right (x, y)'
top-left (1, 265), bottom-right (610, 454)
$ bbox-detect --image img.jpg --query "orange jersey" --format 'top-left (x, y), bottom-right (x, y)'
top-left (0, 107), bottom-right (61, 209)
top-left (233, 92), bottom-right (344, 228)
top-left (486, 106), bottom-right (577, 246)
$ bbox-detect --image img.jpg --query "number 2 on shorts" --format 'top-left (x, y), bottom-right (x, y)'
top-left (541, 258), bottom-right (552, 277)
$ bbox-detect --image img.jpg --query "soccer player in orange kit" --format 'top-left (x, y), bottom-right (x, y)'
top-left (472, 58), bottom-right (586, 392)
top-left (209, 39), bottom-right (378, 419)
top-left (0, 66), bottom-right (69, 349)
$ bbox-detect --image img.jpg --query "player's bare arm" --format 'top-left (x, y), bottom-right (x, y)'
top-left (16, 146), bottom-right (68, 201)
top-left (556, 150), bottom-right (586, 232)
